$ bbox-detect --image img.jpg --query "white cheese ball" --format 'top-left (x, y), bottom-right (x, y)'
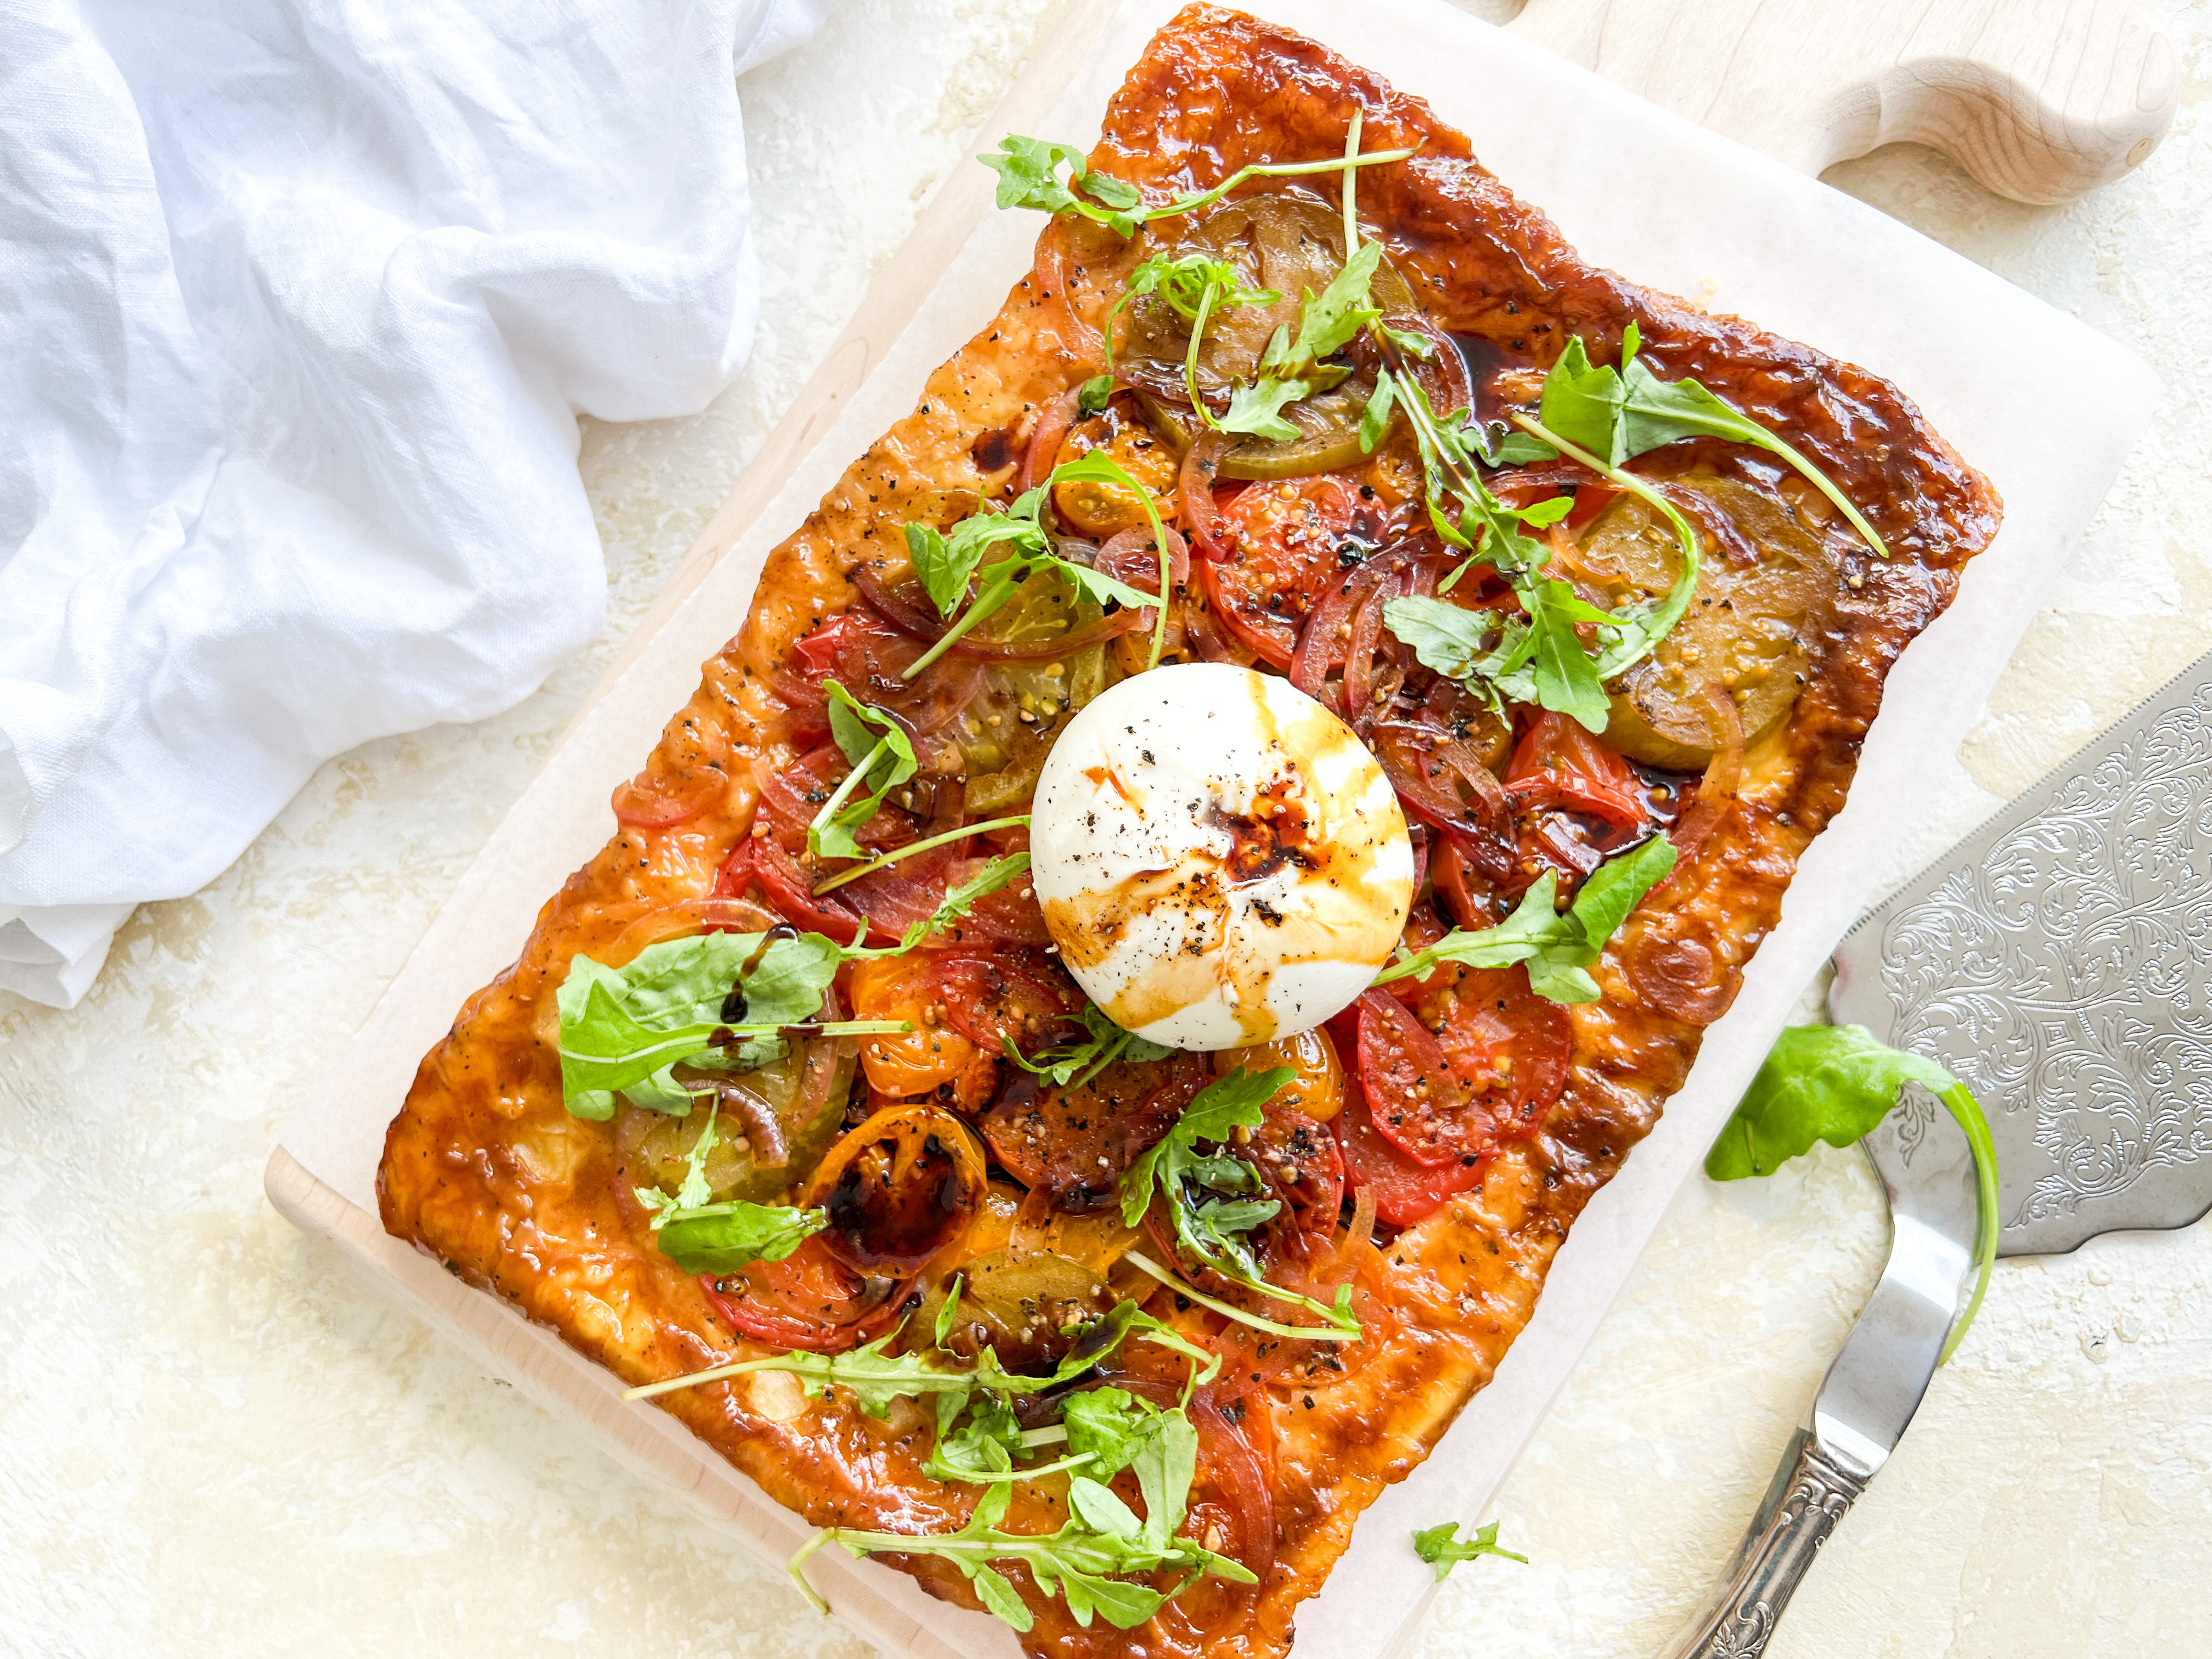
top-left (1029, 662), bottom-right (1414, 1050)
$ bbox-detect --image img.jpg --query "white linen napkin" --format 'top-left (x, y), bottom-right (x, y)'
top-left (0, 0), bottom-right (838, 1007)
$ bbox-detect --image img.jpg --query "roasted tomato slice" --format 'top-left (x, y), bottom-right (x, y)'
top-left (774, 610), bottom-right (983, 740)
top-left (1353, 988), bottom-right (1490, 1167)
top-left (1434, 965), bottom-right (1573, 1139)
top-left (1506, 710), bottom-right (1649, 829)
top-left (800, 1103), bottom-right (990, 1277)
top-left (699, 1236), bottom-right (913, 1354)
top-left (981, 1053), bottom-right (1211, 1211)
top-left (846, 954), bottom-right (1000, 1109)
top-left (1331, 1075), bottom-right (1487, 1229)
top-left (1198, 474), bottom-right (1364, 668)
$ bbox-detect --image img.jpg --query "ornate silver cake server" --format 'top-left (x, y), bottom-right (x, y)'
top-left (1662, 643), bottom-right (2212, 1657)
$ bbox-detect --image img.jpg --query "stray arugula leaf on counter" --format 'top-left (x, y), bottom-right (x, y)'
top-left (1374, 834), bottom-right (1678, 1004)
top-left (1708, 1025), bottom-right (1999, 1363)
top-left (1412, 1520), bottom-right (1528, 1582)
top-left (1004, 1002), bottom-right (1174, 1090)
top-left (807, 681), bottom-right (919, 862)
top-left (1517, 323), bottom-right (1890, 558)
top-left (1119, 1067), bottom-right (1360, 1340)
top-left (556, 930), bottom-right (905, 1120)
top-left (980, 133), bottom-right (1416, 242)
top-left (656, 1201), bottom-right (828, 1275)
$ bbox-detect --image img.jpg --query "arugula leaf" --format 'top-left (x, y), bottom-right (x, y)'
top-left (1215, 240), bottom-right (1384, 442)
top-left (626, 1296), bottom-right (1217, 1408)
top-left (1117, 1067), bottom-right (1360, 1338)
top-left (1287, 239), bottom-right (1384, 370)
top-left (1412, 1520), bottom-right (1528, 1581)
top-left (1358, 365), bottom-right (1399, 454)
top-left (978, 136), bottom-right (1145, 237)
top-left (656, 1201), bottom-right (828, 1275)
top-left (1531, 323), bottom-right (1889, 558)
top-left (1372, 834), bottom-right (1677, 1003)
top-left (1118, 1066), bottom-right (1292, 1229)
top-left (904, 504), bottom-right (1052, 618)
top-left (981, 133), bottom-right (1417, 241)
top-left (808, 681), bottom-right (920, 861)
top-left (1707, 1024), bottom-right (1999, 1362)
top-left (1100, 249), bottom-right (1277, 386)
top-left (556, 930), bottom-right (878, 1118)
top-left (842, 851), bottom-right (1034, 959)
top-left (792, 1381), bottom-right (1240, 1633)
top-left (633, 1101), bottom-right (721, 1222)
top-left (1220, 373), bottom-right (1312, 442)
top-left (1059, 1386), bottom-right (1167, 1482)
top-left (901, 452), bottom-right (1175, 678)
top-left (921, 1394), bottom-right (1101, 1486)
top-left (1005, 1002), bottom-right (1175, 1090)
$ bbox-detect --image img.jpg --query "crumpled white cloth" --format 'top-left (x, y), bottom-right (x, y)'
top-left (0, 0), bottom-right (837, 1006)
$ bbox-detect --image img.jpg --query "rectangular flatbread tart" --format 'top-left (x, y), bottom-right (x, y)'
top-left (379, 7), bottom-right (2001, 1654)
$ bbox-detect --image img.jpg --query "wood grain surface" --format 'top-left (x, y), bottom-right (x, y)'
top-left (1511, 0), bottom-right (2177, 204)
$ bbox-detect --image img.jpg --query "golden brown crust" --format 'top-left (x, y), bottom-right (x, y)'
top-left (379, 8), bottom-right (2000, 1656)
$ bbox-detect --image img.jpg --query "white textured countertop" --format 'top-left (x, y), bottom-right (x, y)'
top-left (4, 3), bottom-right (2209, 1655)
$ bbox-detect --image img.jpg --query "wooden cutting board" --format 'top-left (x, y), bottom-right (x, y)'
top-left (264, 2), bottom-right (2171, 1655)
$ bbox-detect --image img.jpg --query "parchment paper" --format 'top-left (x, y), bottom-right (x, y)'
top-left (274, 2), bottom-right (2156, 1654)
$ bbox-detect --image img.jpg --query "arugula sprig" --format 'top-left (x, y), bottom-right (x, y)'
top-left (1373, 834), bottom-right (1677, 1004)
top-left (981, 132), bottom-right (1416, 241)
top-left (1217, 239), bottom-right (1386, 441)
top-left (920, 1381), bottom-right (1166, 1489)
top-left (623, 1296), bottom-right (1218, 1410)
top-left (807, 682), bottom-right (918, 861)
top-left (835, 848), bottom-right (1034, 948)
top-left (630, 1100), bottom-right (828, 1272)
top-left (555, 930), bottom-right (907, 1120)
top-left (981, 136), bottom-right (1146, 236)
top-left (1707, 1025), bottom-right (1999, 1363)
top-left (1119, 1067), bottom-right (1360, 1339)
top-left (1005, 1003), bottom-right (1175, 1091)
top-left (1412, 1520), bottom-right (1528, 1582)
top-left (1085, 250), bottom-right (1280, 418)
top-left (790, 1399), bottom-right (1252, 1633)
top-left (900, 454), bottom-right (1172, 679)
top-left (1378, 369), bottom-right (1701, 734)
top-left (656, 1201), bottom-right (828, 1275)
top-left (1516, 325), bottom-right (1889, 558)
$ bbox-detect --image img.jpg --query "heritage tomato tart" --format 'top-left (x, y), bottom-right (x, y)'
top-left (378, 7), bottom-right (2000, 1654)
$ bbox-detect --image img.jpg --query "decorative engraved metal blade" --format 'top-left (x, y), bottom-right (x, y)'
top-left (1831, 645), bottom-right (2212, 1257)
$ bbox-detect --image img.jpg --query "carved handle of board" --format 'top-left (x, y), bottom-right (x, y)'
top-left (1655, 1427), bottom-right (1874, 1659)
top-left (1508, 0), bottom-right (2178, 204)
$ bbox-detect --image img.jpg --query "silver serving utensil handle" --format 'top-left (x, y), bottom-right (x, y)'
top-left (1656, 1427), bottom-right (1871, 1658)
top-left (1661, 1100), bottom-right (1978, 1658)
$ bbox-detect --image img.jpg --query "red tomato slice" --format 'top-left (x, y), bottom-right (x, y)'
top-left (1333, 1075), bottom-right (1488, 1228)
top-left (1436, 966), bottom-right (1573, 1139)
top-left (1355, 988), bottom-right (1498, 1167)
top-left (1505, 711), bottom-right (1648, 831)
top-left (698, 1238), bottom-right (913, 1354)
top-left (1200, 475), bottom-right (1364, 668)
